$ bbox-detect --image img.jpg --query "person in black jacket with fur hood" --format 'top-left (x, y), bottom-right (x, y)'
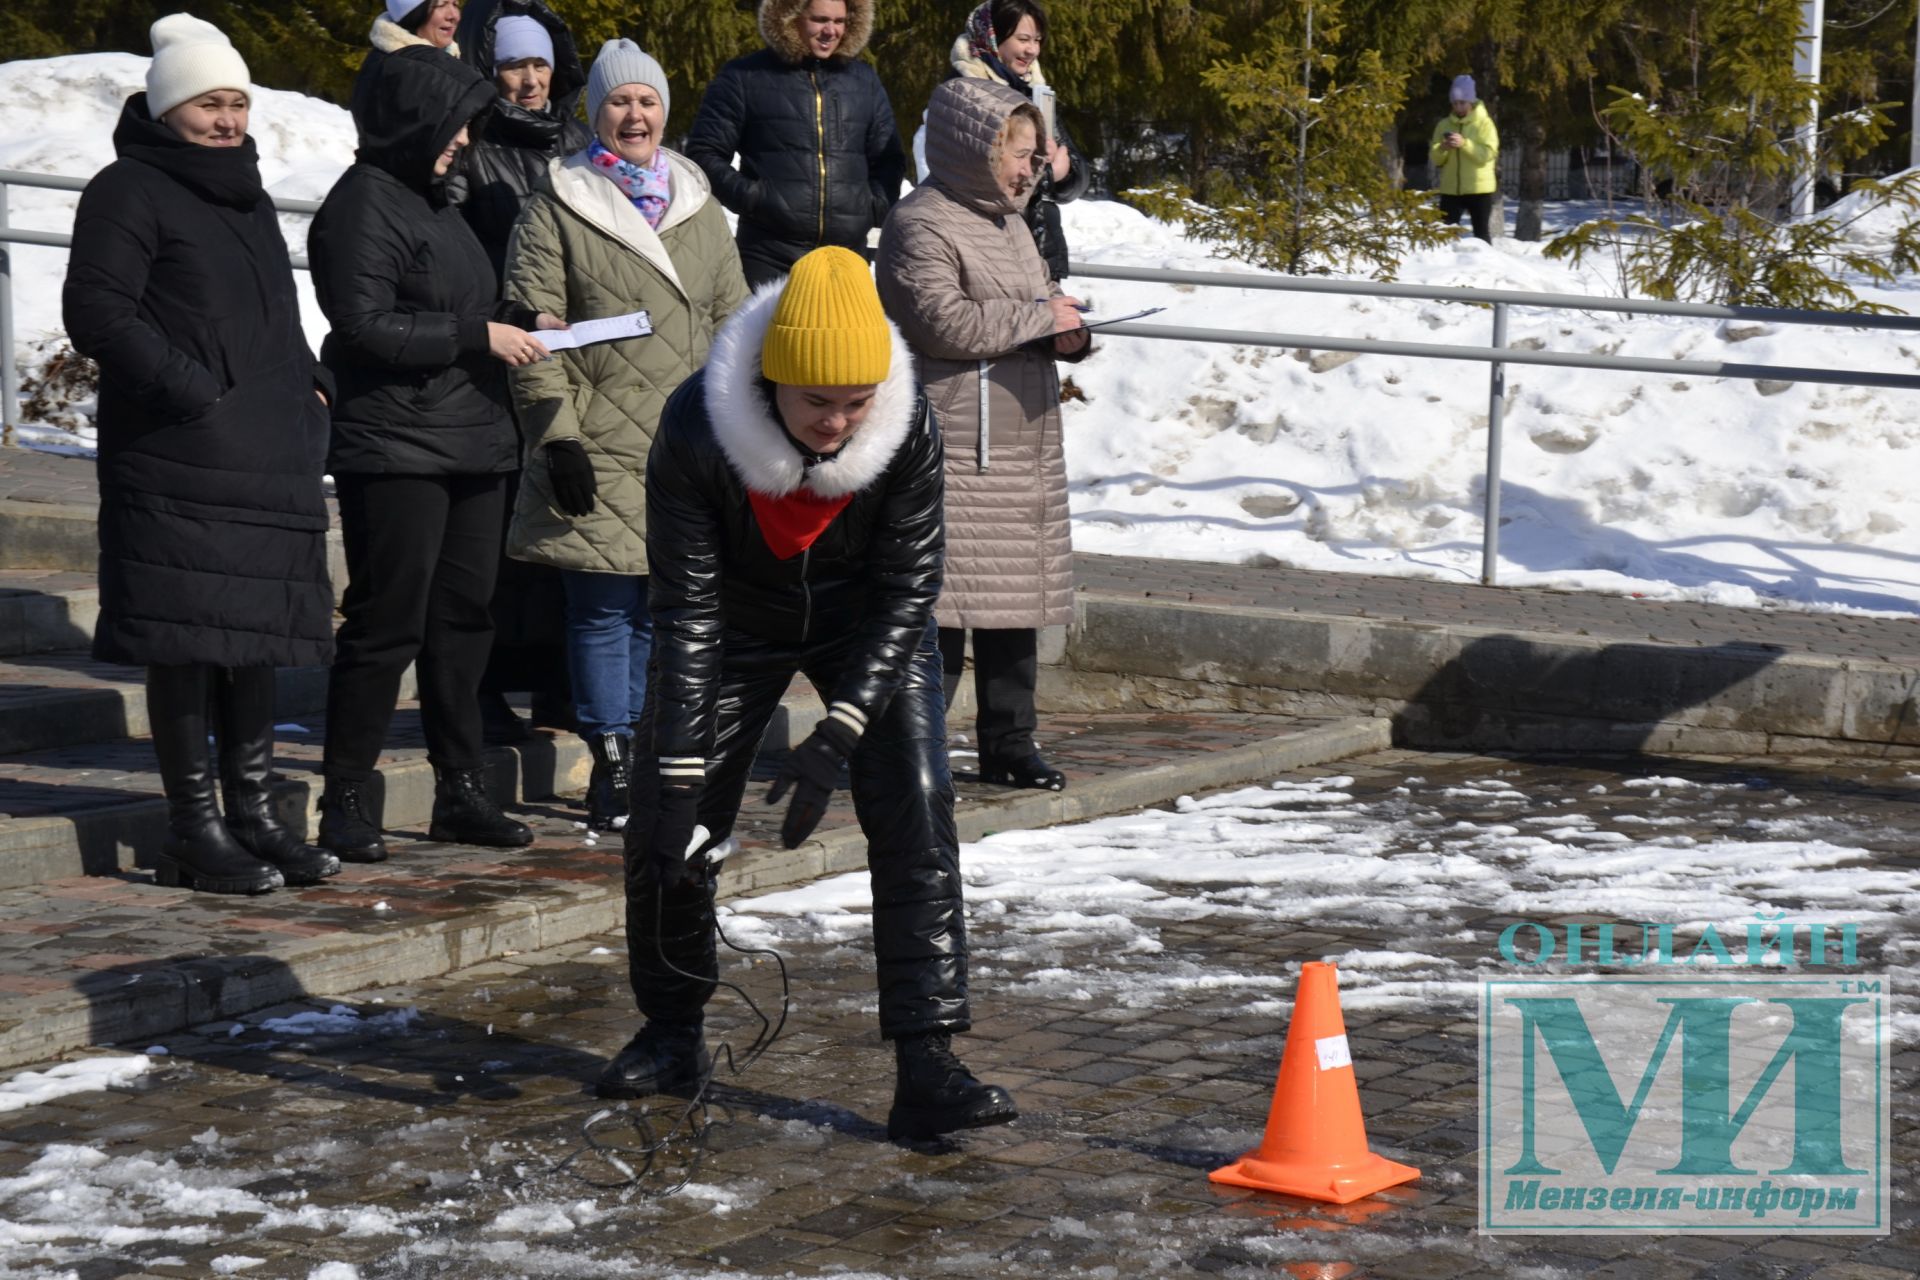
top-left (598, 248), bottom-right (1016, 1143)
top-left (308, 44), bottom-right (562, 864)
top-left (64, 15), bottom-right (339, 896)
top-left (684, 0), bottom-right (907, 289)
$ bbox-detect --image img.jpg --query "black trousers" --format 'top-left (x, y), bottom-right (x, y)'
top-left (622, 620), bottom-right (969, 1040)
top-left (939, 627), bottom-right (1038, 762)
top-left (479, 468), bottom-right (570, 699)
top-left (324, 472), bottom-right (507, 775)
top-left (1439, 192), bottom-right (1495, 243)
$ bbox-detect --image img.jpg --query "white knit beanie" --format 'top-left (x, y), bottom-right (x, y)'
top-left (494, 16), bottom-right (555, 68)
top-left (146, 14), bottom-right (252, 121)
top-left (1450, 74), bottom-right (1477, 103)
top-left (587, 39), bottom-right (670, 122)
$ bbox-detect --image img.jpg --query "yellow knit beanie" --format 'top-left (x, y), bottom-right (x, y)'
top-left (761, 247), bottom-right (892, 386)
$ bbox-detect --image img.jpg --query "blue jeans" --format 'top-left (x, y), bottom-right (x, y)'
top-left (560, 570), bottom-right (651, 738)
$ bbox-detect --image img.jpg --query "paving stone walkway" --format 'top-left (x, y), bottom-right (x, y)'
top-left (0, 749), bottom-right (1914, 1280)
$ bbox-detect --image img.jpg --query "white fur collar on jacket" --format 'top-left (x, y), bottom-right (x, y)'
top-left (370, 16), bottom-right (461, 59)
top-left (947, 32), bottom-right (1047, 88)
top-left (706, 282), bottom-right (919, 500)
top-left (544, 147), bottom-right (710, 299)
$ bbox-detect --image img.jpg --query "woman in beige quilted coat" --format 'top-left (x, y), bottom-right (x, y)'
top-left (875, 76), bottom-right (1087, 792)
top-left (505, 39), bottom-right (748, 829)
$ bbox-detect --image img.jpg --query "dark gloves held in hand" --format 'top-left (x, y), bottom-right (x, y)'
top-left (766, 718), bottom-right (858, 850)
top-left (545, 438), bottom-right (597, 516)
top-left (650, 784), bottom-right (709, 891)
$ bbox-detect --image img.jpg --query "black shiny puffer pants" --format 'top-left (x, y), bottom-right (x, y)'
top-left (621, 620), bottom-right (968, 1040)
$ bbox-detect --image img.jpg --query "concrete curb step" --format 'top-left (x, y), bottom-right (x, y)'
top-left (0, 690), bottom-right (831, 892)
top-left (0, 657), bottom-right (337, 756)
top-left (0, 570), bottom-right (100, 658)
top-left (0, 716), bottom-right (1389, 1070)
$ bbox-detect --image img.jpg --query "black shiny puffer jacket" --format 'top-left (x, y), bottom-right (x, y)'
top-left (642, 291), bottom-right (942, 774)
top-left (449, 0), bottom-right (592, 277)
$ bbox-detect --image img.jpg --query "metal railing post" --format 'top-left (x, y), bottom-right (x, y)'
top-left (1481, 302), bottom-right (1509, 586)
top-left (0, 181), bottom-right (17, 447)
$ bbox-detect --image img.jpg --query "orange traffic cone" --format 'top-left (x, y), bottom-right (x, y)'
top-left (1209, 961), bottom-right (1419, 1204)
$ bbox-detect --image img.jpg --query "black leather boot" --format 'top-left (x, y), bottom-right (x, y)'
top-left (979, 752), bottom-right (1066, 792)
top-left (888, 1031), bottom-right (1017, 1141)
top-left (317, 770), bottom-right (389, 863)
top-left (146, 664), bottom-right (283, 895)
top-left (215, 668), bottom-right (340, 885)
top-left (584, 732), bottom-right (631, 832)
top-left (595, 1020), bottom-right (711, 1098)
top-left (428, 767), bottom-right (533, 847)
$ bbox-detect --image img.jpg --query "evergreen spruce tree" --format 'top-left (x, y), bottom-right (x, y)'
top-left (1131, 0), bottom-right (1448, 278)
top-left (1548, 0), bottom-right (1920, 308)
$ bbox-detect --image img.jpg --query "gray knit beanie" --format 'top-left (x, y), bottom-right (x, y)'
top-left (587, 39), bottom-right (669, 121)
top-left (1450, 74), bottom-right (1477, 103)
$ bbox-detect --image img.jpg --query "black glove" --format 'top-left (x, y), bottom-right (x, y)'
top-left (544, 438), bottom-right (597, 517)
top-left (766, 718), bottom-right (858, 849)
top-left (649, 785), bottom-right (708, 891)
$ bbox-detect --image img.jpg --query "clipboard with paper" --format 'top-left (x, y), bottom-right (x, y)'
top-left (539, 310), bottom-right (654, 352)
top-left (1078, 306), bottom-right (1165, 331)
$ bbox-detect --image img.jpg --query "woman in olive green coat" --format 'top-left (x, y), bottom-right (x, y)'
top-left (504, 39), bottom-right (748, 828)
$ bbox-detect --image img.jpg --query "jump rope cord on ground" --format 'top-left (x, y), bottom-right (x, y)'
top-left (551, 874), bottom-right (792, 1195)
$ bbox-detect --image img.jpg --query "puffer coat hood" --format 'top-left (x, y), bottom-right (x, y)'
top-left (922, 77), bottom-right (1034, 216)
top-left (759, 0), bottom-right (874, 62)
top-left (353, 44), bottom-right (497, 194)
top-left (876, 77), bottom-right (1078, 633)
top-left (505, 148), bottom-right (748, 575)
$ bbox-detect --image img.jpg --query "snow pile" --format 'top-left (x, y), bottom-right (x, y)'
top-left (1812, 165), bottom-right (1920, 252)
top-left (4, 52), bottom-right (1917, 612)
top-left (726, 774), bottom-right (1920, 1022)
top-left (1059, 197), bottom-right (1920, 613)
top-left (258, 1003), bottom-right (421, 1037)
top-left (0, 1055), bottom-right (149, 1114)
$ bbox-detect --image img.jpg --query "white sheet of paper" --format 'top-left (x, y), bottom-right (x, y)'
top-left (540, 310), bottom-right (653, 352)
top-left (1079, 306), bottom-right (1166, 331)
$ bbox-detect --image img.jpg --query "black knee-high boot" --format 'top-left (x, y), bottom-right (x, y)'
top-left (147, 664), bottom-right (283, 894)
top-left (215, 667), bottom-right (340, 885)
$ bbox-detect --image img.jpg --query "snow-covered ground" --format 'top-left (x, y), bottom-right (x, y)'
top-left (3, 53), bottom-right (1918, 614)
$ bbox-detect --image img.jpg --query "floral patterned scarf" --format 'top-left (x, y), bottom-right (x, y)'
top-left (587, 138), bottom-right (672, 230)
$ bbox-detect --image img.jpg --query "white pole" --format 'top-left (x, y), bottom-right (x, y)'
top-left (1911, 0), bottom-right (1920, 171)
top-left (1791, 0), bottom-right (1825, 217)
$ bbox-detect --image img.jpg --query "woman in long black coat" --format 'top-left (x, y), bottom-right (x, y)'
top-left (63, 14), bottom-right (340, 895)
top-left (307, 44), bottom-right (557, 863)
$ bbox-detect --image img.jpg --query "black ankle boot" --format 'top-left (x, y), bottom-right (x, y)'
top-left (888, 1031), bottom-right (1018, 1141)
top-left (595, 1020), bottom-right (711, 1098)
top-left (479, 691), bottom-right (532, 745)
top-left (980, 752), bottom-right (1066, 792)
top-left (215, 668), bottom-right (340, 885)
top-left (317, 771), bottom-right (388, 863)
top-left (428, 767), bottom-right (533, 847)
top-left (146, 665), bottom-right (284, 895)
top-left (584, 732), bottom-right (631, 832)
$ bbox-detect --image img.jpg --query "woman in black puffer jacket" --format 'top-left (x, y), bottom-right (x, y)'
top-left (307, 44), bottom-right (559, 864)
top-left (684, 0), bottom-right (907, 288)
top-left (449, 0), bottom-right (590, 276)
top-left (64, 15), bottom-right (339, 897)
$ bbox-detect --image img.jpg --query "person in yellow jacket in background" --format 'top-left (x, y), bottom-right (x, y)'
top-left (1430, 74), bottom-right (1499, 242)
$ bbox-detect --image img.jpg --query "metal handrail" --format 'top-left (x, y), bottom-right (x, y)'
top-left (0, 169), bottom-right (321, 449)
top-left (3, 161), bottom-right (1914, 587)
top-left (1071, 259), bottom-right (1919, 583)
